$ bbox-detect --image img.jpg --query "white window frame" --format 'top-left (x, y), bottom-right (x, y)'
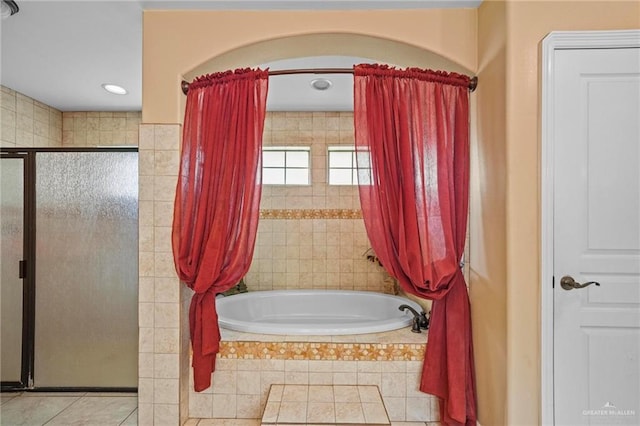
top-left (328, 145), bottom-right (371, 186)
top-left (262, 146), bottom-right (311, 186)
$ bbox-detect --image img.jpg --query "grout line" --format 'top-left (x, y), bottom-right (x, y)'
top-left (40, 394), bottom-right (84, 425)
top-left (118, 407), bottom-right (138, 426)
top-left (0, 393), bottom-right (22, 405)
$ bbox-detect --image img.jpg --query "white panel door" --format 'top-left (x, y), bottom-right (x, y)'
top-left (554, 47), bottom-right (640, 425)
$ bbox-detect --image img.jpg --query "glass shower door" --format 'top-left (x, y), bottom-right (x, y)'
top-left (33, 151), bottom-right (138, 388)
top-left (0, 155), bottom-right (26, 385)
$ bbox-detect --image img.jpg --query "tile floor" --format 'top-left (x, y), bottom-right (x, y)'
top-left (0, 392), bottom-right (441, 426)
top-left (261, 384), bottom-right (389, 425)
top-left (0, 392), bottom-right (137, 426)
top-left (185, 420), bottom-right (440, 426)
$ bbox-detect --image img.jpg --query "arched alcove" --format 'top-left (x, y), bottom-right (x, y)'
top-left (183, 33), bottom-right (473, 81)
top-left (139, 14), bottom-right (479, 422)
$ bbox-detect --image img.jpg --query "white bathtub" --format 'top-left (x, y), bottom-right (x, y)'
top-left (216, 290), bottom-right (424, 335)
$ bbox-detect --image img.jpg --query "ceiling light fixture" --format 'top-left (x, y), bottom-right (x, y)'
top-left (310, 78), bottom-right (333, 91)
top-left (101, 83), bottom-right (128, 95)
top-left (1, 0), bottom-right (19, 19)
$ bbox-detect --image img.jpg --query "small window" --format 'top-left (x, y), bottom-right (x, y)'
top-left (328, 146), bottom-right (371, 185)
top-left (262, 146), bottom-right (310, 185)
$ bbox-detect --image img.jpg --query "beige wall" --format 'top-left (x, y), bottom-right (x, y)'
top-left (472, 2), bottom-right (507, 426)
top-left (473, 2), bottom-right (640, 425)
top-left (142, 9), bottom-right (477, 124)
top-left (1, 85), bottom-right (63, 147)
top-left (142, 9), bottom-right (478, 424)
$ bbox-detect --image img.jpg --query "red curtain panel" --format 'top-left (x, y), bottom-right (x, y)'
top-left (353, 64), bottom-right (477, 425)
top-left (172, 68), bottom-right (269, 391)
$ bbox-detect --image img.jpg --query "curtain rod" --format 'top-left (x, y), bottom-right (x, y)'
top-left (180, 68), bottom-right (478, 95)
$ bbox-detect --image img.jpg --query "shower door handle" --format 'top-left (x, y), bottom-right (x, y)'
top-left (19, 260), bottom-right (26, 278)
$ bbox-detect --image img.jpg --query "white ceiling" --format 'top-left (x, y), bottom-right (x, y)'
top-left (0, 0), bottom-right (481, 112)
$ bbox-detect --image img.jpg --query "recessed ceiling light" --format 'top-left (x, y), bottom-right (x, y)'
top-left (101, 83), bottom-right (127, 95)
top-left (310, 78), bottom-right (332, 91)
top-left (1, 1), bottom-right (19, 19)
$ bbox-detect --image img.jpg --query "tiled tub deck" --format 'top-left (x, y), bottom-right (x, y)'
top-left (188, 328), bottom-right (440, 423)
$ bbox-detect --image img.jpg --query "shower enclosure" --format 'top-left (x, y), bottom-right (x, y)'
top-left (0, 148), bottom-right (138, 391)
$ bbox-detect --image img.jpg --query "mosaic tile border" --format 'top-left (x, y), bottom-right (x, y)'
top-left (218, 341), bottom-right (425, 361)
top-left (260, 209), bottom-right (362, 220)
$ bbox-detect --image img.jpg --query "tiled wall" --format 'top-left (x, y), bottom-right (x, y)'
top-left (138, 124), bottom-right (184, 426)
top-left (1, 85), bottom-right (63, 147)
top-left (244, 112), bottom-right (391, 294)
top-left (187, 329), bottom-right (437, 422)
top-left (62, 111), bottom-right (140, 146)
top-left (137, 113), bottom-right (467, 424)
top-left (0, 85), bottom-right (141, 148)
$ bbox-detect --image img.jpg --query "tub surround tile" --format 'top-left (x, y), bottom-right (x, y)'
top-left (212, 370), bottom-right (238, 395)
top-left (261, 371), bottom-right (286, 394)
top-left (406, 397), bottom-right (433, 422)
top-left (384, 397), bottom-right (407, 421)
top-left (237, 370), bottom-right (262, 395)
top-left (382, 373), bottom-right (407, 398)
top-left (260, 209), bottom-right (362, 220)
top-left (237, 394), bottom-right (262, 419)
top-left (212, 394), bottom-right (237, 418)
top-left (284, 370), bottom-right (309, 385)
top-left (357, 372), bottom-right (382, 387)
top-left (333, 371), bottom-right (358, 385)
top-left (190, 333), bottom-right (435, 421)
top-left (217, 341), bottom-right (425, 362)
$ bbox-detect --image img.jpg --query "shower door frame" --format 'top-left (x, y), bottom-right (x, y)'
top-left (0, 150), bottom-right (36, 390)
top-left (0, 147), bottom-right (138, 393)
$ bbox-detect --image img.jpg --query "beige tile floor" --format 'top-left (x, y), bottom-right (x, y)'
top-left (186, 420), bottom-right (440, 426)
top-left (0, 392), bottom-right (137, 426)
top-left (0, 392), bottom-right (441, 426)
top-left (261, 384), bottom-right (390, 425)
